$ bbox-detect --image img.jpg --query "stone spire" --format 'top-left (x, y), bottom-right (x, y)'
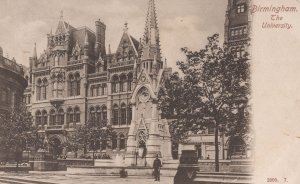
top-left (143, 0), bottom-right (159, 44)
top-left (55, 10), bottom-right (68, 34)
top-left (141, 0), bottom-right (161, 61)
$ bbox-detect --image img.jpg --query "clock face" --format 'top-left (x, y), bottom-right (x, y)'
top-left (138, 88), bottom-right (150, 103)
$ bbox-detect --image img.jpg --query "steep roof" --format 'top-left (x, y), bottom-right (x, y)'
top-left (115, 25), bottom-right (139, 56)
top-left (71, 27), bottom-right (96, 59)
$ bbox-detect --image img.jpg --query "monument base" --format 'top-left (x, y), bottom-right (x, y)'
top-left (30, 151), bottom-right (58, 171)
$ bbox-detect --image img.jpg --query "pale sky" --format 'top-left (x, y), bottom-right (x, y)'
top-left (0, 0), bottom-right (227, 70)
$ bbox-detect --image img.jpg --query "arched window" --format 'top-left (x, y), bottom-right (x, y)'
top-left (119, 74), bottom-right (127, 92)
top-left (127, 73), bottom-right (133, 91)
top-left (57, 108), bottom-right (64, 125)
top-left (68, 74), bottom-right (74, 97)
top-left (42, 110), bottom-right (47, 126)
top-left (127, 105), bottom-right (132, 125)
top-left (128, 50), bottom-right (134, 60)
top-left (90, 107), bottom-right (96, 122)
top-left (111, 75), bottom-right (119, 93)
top-left (67, 107), bottom-right (74, 124)
top-left (112, 104), bottom-right (119, 125)
top-left (36, 79), bottom-right (42, 101)
top-left (90, 86), bottom-right (94, 97)
top-left (50, 109), bottom-right (56, 125)
top-left (111, 133), bottom-right (117, 150)
top-left (75, 73), bottom-right (81, 96)
top-left (74, 107), bottom-right (80, 122)
top-left (68, 73), bottom-right (80, 97)
top-left (35, 111), bottom-right (41, 126)
top-left (102, 84), bottom-right (107, 95)
top-left (96, 106), bottom-right (101, 123)
top-left (42, 78), bottom-right (48, 100)
top-left (229, 137), bottom-right (246, 158)
top-left (120, 103), bottom-right (126, 125)
top-left (94, 86), bottom-right (98, 96)
top-left (98, 85), bottom-right (102, 96)
top-left (102, 106), bottom-right (107, 120)
top-left (119, 134), bottom-right (126, 150)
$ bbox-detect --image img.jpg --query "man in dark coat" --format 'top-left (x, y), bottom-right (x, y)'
top-left (153, 154), bottom-right (162, 181)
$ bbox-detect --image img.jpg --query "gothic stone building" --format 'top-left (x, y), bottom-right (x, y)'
top-left (0, 47), bottom-right (27, 160)
top-left (23, 0), bottom-right (172, 161)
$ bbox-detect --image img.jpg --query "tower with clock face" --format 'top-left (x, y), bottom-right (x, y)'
top-left (125, 67), bottom-right (173, 166)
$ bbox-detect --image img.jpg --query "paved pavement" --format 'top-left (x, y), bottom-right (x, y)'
top-left (0, 172), bottom-right (173, 184)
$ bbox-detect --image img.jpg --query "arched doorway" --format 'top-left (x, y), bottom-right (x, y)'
top-left (228, 136), bottom-right (246, 159)
top-left (49, 137), bottom-right (63, 156)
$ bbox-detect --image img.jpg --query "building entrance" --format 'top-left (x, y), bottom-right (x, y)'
top-left (49, 137), bottom-right (63, 156)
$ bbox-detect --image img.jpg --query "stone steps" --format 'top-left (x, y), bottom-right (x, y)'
top-left (0, 176), bottom-right (56, 184)
top-left (192, 172), bottom-right (253, 184)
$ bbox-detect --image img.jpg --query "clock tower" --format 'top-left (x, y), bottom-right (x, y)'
top-left (125, 67), bottom-right (172, 166)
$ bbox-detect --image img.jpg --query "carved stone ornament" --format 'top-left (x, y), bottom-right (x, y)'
top-left (137, 130), bottom-right (148, 142)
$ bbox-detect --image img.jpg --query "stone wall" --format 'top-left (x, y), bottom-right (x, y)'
top-left (199, 160), bottom-right (231, 172)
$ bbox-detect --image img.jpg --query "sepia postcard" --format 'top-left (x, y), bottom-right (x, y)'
top-left (0, 0), bottom-right (299, 184)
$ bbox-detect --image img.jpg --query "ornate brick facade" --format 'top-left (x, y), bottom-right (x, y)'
top-left (23, 0), bottom-right (172, 158)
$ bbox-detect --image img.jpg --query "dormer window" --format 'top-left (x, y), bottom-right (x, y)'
top-left (237, 4), bottom-right (245, 13)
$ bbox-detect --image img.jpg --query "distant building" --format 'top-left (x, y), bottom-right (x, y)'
top-left (178, 0), bottom-right (252, 160)
top-left (224, 0), bottom-right (251, 56)
top-left (23, 0), bottom-right (172, 161)
top-left (0, 46), bottom-right (27, 160)
top-left (0, 47), bottom-right (27, 114)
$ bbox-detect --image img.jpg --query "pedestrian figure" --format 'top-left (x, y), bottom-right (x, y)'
top-left (153, 154), bottom-right (162, 181)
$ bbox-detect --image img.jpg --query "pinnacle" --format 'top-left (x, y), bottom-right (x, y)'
top-left (33, 43), bottom-right (37, 59)
top-left (84, 32), bottom-right (89, 46)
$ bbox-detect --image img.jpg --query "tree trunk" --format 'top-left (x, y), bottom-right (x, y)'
top-left (214, 125), bottom-right (219, 172)
top-left (16, 160), bottom-right (19, 173)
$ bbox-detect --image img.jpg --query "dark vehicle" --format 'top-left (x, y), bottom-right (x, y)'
top-left (174, 150), bottom-right (199, 184)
